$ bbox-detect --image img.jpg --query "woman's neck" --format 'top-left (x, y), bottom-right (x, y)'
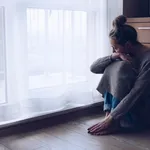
top-left (130, 43), bottom-right (146, 57)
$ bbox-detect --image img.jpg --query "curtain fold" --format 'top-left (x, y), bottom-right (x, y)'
top-left (0, 7), bottom-right (6, 104)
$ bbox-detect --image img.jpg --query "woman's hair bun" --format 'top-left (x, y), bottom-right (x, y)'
top-left (112, 15), bottom-right (127, 28)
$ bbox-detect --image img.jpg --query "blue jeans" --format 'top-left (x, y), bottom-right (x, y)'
top-left (104, 92), bottom-right (120, 112)
top-left (104, 92), bottom-right (137, 128)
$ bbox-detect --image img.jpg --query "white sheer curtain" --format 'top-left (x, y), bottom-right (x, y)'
top-left (1, 0), bottom-right (123, 116)
top-left (0, 7), bottom-right (6, 104)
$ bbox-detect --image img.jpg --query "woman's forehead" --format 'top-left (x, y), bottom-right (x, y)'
top-left (110, 39), bottom-right (118, 46)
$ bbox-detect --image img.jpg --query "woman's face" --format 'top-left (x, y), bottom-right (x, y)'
top-left (110, 39), bottom-right (129, 54)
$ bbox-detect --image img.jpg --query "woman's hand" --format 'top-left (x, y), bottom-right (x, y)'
top-left (119, 53), bottom-right (132, 62)
top-left (87, 115), bottom-right (120, 135)
top-left (111, 53), bottom-right (121, 60)
top-left (111, 53), bottom-right (132, 62)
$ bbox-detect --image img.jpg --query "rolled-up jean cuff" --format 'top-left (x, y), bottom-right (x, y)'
top-left (104, 104), bottom-right (111, 111)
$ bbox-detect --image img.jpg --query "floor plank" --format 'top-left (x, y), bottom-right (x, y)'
top-left (112, 130), bottom-right (150, 150)
top-left (0, 134), bottom-right (45, 150)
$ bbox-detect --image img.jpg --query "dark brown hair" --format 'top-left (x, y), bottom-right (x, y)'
top-left (109, 15), bottom-right (138, 45)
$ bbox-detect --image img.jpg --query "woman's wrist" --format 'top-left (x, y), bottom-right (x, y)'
top-left (111, 53), bottom-right (120, 61)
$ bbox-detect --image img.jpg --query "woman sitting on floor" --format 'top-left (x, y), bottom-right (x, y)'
top-left (88, 15), bottom-right (150, 135)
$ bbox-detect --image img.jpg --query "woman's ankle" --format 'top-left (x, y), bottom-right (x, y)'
top-left (105, 111), bottom-right (110, 117)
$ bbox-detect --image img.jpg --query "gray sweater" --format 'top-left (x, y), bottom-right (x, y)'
top-left (91, 56), bottom-right (137, 100)
top-left (91, 52), bottom-right (150, 126)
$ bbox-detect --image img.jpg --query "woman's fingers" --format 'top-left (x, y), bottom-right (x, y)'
top-left (87, 123), bottom-right (101, 130)
top-left (88, 124), bottom-right (103, 133)
top-left (89, 121), bottom-right (109, 133)
top-left (92, 127), bottom-right (119, 135)
top-left (88, 121), bottom-right (108, 133)
top-left (88, 120), bottom-right (108, 132)
top-left (88, 123), bottom-right (102, 133)
top-left (92, 130), bottom-right (110, 135)
top-left (89, 124), bottom-right (120, 135)
top-left (89, 125), bottom-right (103, 133)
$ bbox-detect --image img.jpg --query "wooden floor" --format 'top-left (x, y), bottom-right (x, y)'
top-left (0, 114), bottom-right (149, 150)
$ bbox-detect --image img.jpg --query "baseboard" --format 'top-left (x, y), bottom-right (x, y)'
top-left (0, 101), bottom-right (104, 137)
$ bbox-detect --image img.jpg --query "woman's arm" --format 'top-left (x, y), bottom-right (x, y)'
top-left (90, 53), bottom-right (127, 74)
top-left (111, 61), bottom-right (150, 120)
top-left (90, 56), bottom-right (113, 74)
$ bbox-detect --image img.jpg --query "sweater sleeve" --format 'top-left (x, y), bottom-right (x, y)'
top-left (90, 56), bottom-right (113, 74)
top-left (111, 61), bottom-right (150, 120)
